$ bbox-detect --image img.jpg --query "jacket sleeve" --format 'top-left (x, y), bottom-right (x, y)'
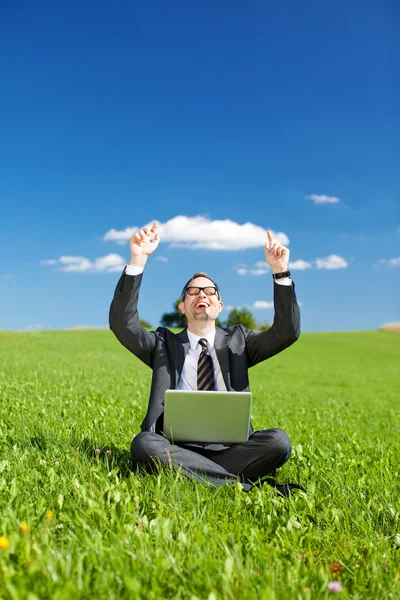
top-left (244, 281), bottom-right (300, 367)
top-left (109, 269), bottom-right (157, 368)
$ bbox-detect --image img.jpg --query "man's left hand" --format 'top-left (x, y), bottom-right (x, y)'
top-left (264, 230), bottom-right (290, 273)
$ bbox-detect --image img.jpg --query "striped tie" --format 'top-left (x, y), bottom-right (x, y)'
top-left (197, 338), bottom-right (215, 391)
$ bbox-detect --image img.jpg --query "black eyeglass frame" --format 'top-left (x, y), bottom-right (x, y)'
top-left (182, 286), bottom-right (220, 300)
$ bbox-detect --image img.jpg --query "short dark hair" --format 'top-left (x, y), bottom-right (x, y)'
top-left (181, 272), bottom-right (221, 301)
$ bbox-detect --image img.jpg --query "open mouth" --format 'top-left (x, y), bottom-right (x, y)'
top-left (195, 301), bottom-right (209, 309)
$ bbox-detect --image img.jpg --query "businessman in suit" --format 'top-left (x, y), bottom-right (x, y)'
top-left (109, 221), bottom-right (303, 493)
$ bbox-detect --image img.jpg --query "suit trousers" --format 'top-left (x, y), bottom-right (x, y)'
top-left (131, 429), bottom-right (292, 492)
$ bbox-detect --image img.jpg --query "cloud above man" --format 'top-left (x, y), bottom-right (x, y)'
top-left (103, 215), bottom-right (289, 251)
top-left (40, 253), bottom-right (126, 273)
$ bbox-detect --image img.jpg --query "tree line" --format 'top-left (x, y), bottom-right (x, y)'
top-left (138, 298), bottom-right (270, 331)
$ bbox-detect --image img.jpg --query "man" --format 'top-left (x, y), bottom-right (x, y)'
top-left (109, 221), bottom-right (303, 494)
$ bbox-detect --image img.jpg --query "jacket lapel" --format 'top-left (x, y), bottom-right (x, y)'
top-left (173, 329), bottom-right (190, 387)
top-left (215, 327), bottom-right (230, 390)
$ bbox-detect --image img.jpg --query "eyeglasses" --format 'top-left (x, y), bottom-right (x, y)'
top-left (184, 286), bottom-right (219, 298)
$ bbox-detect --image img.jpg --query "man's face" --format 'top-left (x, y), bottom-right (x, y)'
top-left (178, 276), bottom-right (224, 323)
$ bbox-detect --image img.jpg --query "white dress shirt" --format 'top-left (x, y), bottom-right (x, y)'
top-left (176, 329), bottom-right (226, 391)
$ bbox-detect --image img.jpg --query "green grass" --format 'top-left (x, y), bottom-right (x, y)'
top-left (0, 330), bottom-right (399, 599)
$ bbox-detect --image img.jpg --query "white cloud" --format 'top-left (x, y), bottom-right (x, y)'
top-left (250, 268), bottom-right (267, 276)
top-left (252, 300), bottom-right (274, 309)
top-left (59, 256), bottom-right (94, 272)
top-left (236, 255), bottom-right (349, 274)
top-left (103, 215), bottom-right (290, 251)
top-left (41, 253), bottom-right (126, 273)
top-left (378, 257), bottom-right (400, 266)
top-left (289, 259), bottom-right (313, 270)
top-left (223, 301), bottom-right (274, 311)
top-left (223, 305), bottom-right (238, 311)
top-left (306, 194), bottom-right (340, 204)
top-left (58, 256), bottom-right (92, 271)
top-left (40, 259), bottom-right (57, 265)
top-left (236, 261), bottom-right (269, 277)
top-left (102, 226), bottom-right (138, 245)
top-left (156, 256), bottom-right (169, 263)
top-left (315, 255), bottom-right (348, 269)
top-left (92, 254), bottom-right (126, 272)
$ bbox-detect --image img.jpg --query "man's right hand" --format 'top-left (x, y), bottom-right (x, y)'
top-left (129, 221), bottom-right (160, 267)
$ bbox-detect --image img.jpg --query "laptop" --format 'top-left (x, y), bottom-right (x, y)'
top-left (163, 390), bottom-right (252, 444)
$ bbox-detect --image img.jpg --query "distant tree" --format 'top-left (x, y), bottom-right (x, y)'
top-left (215, 317), bottom-right (224, 328)
top-left (258, 322), bottom-right (271, 331)
top-left (139, 319), bottom-right (152, 329)
top-left (160, 299), bottom-right (187, 328)
top-left (225, 307), bottom-right (256, 330)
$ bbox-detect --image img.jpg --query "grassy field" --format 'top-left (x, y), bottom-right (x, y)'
top-left (0, 329), bottom-right (399, 599)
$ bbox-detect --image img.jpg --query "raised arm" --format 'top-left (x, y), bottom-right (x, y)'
top-left (245, 230), bottom-right (300, 366)
top-left (109, 221), bottom-right (161, 367)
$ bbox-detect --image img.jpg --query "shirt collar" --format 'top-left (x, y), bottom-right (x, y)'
top-left (187, 328), bottom-right (216, 351)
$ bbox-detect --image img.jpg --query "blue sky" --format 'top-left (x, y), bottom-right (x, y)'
top-left (1, 0), bottom-right (399, 332)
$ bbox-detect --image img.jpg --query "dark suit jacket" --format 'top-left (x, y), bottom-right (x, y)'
top-left (109, 269), bottom-right (300, 442)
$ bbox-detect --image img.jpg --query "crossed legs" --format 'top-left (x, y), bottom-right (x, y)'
top-left (131, 429), bottom-right (292, 492)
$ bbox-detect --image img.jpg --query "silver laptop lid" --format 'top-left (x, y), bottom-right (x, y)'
top-left (163, 390), bottom-right (252, 444)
